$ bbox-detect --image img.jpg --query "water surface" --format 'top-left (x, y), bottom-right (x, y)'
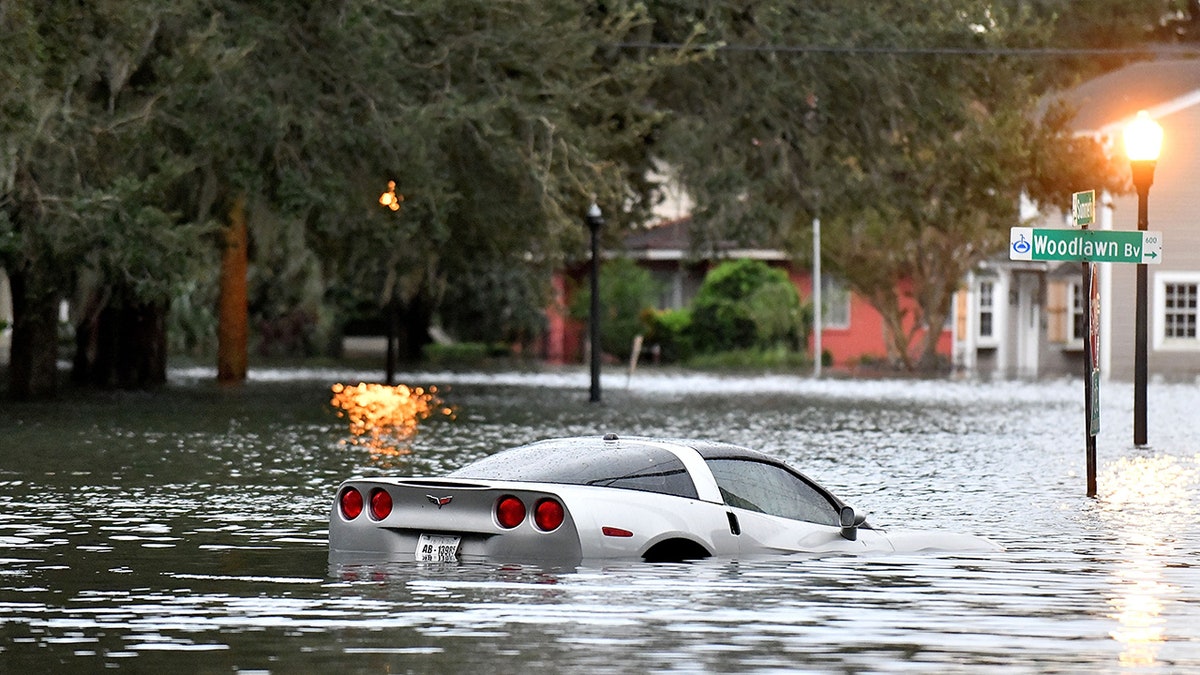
top-left (1, 368), bottom-right (1198, 672)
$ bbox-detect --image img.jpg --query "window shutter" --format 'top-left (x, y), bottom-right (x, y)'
top-left (1047, 281), bottom-right (1067, 343)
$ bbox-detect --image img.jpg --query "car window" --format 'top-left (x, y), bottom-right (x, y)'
top-left (705, 458), bottom-right (840, 526)
top-left (450, 441), bottom-right (699, 499)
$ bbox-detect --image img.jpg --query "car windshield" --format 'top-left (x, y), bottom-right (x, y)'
top-left (449, 439), bottom-right (699, 499)
top-left (705, 458), bottom-right (840, 526)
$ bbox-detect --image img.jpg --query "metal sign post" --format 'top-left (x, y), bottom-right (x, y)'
top-left (1074, 190), bottom-right (1101, 497)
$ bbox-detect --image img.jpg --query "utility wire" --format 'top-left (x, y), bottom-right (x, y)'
top-left (616, 41), bottom-right (1200, 57)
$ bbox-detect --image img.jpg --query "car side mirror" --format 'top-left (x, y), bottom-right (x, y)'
top-left (840, 505), bottom-right (858, 541)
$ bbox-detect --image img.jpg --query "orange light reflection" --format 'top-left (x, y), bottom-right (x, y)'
top-left (1098, 454), bottom-right (1198, 668)
top-left (330, 382), bottom-right (454, 457)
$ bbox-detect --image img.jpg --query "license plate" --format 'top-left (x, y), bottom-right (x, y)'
top-left (416, 534), bottom-right (460, 562)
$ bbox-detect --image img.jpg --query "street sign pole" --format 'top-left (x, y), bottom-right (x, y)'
top-left (1072, 190), bottom-right (1100, 497)
top-left (1012, 209), bottom-right (1166, 495)
top-left (1083, 259), bottom-right (1100, 497)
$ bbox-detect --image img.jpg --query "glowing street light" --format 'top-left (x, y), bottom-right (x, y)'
top-left (378, 180), bottom-right (405, 385)
top-left (1123, 110), bottom-right (1163, 447)
top-left (379, 180), bottom-right (404, 212)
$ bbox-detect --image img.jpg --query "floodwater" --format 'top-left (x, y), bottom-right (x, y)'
top-left (1, 366), bottom-right (1199, 673)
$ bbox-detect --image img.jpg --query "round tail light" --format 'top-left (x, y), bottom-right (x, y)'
top-left (534, 498), bottom-right (565, 532)
top-left (496, 495), bottom-right (526, 529)
top-left (340, 487), bottom-right (364, 520)
top-left (369, 488), bottom-right (393, 520)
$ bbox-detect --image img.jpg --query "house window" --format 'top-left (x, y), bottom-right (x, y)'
top-left (1164, 283), bottom-right (1198, 339)
top-left (978, 280), bottom-right (995, 339)
top-left (1155, 273), bottom-right (1200, 350)
top-left (822, 276), bottom-right (850, 329)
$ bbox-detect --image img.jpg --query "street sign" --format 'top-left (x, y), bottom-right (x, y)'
top-left (1072, 190), bottom-right (1095, 228)
top-left (1009, 227), bottom-right (1162, 264)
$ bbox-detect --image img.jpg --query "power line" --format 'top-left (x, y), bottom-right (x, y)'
top-left (616, 41), bottom-right (1200, 57)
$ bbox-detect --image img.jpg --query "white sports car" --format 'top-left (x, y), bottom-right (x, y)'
top-left (329, 434), bottom-right (1001, 564)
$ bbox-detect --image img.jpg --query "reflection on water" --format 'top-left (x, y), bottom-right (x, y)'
top-left (2, 370), bottom-right (1200, 671)
top-left (1099, 453), bottom-right (1199, 668)
top-left (329, 382), bottom-right (455, 458)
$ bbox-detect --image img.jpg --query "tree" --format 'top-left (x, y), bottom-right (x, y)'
top-left (649, 1), bottom-right (1125, 371)
top-left (178, 0), bottom-right (672, 369)
top-left (1, 1), bottom-right (214, 396)
top-left (2, 0), bottom-right (674, 398)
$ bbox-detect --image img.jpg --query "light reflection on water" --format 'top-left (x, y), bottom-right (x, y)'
top-left (1, 368), bottom-right (1199, 672)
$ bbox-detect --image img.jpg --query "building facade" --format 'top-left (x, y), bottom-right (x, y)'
top-left (546, 216), bottom-right (951, 369)
top-left (954, 60), bottom-right (1200, 381)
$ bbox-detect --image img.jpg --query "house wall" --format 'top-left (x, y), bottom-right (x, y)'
top-left (790, 272), bottom-right (950, 369)
top-left (548, 261), bottom-right (953, 370)
top-left (1106, 105), bottom-right (1200, 381)
top-left (961, 81), bottom-right (1200, 381)
top-left (543, 273), bottom-right (581, 364)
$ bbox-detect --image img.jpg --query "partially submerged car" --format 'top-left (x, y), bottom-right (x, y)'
top-left (329, 434), bottom-right (1000, 564)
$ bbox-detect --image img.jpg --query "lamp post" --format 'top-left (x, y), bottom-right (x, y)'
top-left (1123, 110), bottom-right (1163, 447)
top-left (585, 203), bottom-right (604, 403)
top-left (379, 180), bottom-right (404, 385)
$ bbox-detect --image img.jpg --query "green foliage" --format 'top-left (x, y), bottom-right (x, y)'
top-left (422, 342), bottom-right (492, 367)
top-left (645, 307), bottom-right (693, 363)
top-left (571, 257), bottom-right (662, 359)
top-left (687, 346), bottom-right (811, 371)
top-left (2, 0), bottom-right (1181, 386)
top-left (2, 0), bottom-right (672, 386)
top-left (167, 279), bottom-right (218, 357)
top-left (648, 0), bottom-right (1134, 370)
top-left (689, 260), bottom-right (804, 353)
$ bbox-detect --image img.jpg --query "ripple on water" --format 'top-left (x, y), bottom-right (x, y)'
top-left (0, 372), bottom-right (1198, 672)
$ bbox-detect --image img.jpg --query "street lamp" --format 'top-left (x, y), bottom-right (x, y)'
top-left (1123, 110), bottom-right (1163, 447)
top-left (379, 180), bottom-right (405, 385)
top-left (585, 203), bottom-right (604, 403)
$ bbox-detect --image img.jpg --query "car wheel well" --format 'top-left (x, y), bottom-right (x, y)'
top-left (641, 538), bottom-right (711, 563)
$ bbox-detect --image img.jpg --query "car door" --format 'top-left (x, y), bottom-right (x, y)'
top-left (706, 458), bottom-right (894, 554)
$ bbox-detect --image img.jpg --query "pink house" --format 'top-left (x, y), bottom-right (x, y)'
top-left (546, 216), bottom-right (951, 370)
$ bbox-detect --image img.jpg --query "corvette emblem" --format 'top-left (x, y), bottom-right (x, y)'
top-left (426, 495), bottom-right (453, 508)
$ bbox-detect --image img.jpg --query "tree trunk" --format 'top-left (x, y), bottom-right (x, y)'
top-left (217, 195), bottom-right (249, 384)
top-left (73, 299), bottom-right (168, 389)
top-left (396, 292), bottom-right (433, 363)
top-left (7, 268), bottom-right (60, 399)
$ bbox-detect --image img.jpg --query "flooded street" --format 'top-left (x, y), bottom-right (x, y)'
top-left (1, 368), bottom-right (1199, 672)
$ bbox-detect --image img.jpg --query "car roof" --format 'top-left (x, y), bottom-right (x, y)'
top-left (448, 435), bottom-right (712, 500)
top-left (516, 434), bottom-right (778, 461)
top-left (451, 435), bottom-right (838, 508)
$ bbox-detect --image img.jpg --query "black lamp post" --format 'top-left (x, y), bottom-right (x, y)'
top-left (585, 203), bottom-right (604, 403)
top-left (379, 180), bottom-right (404, 385)
top-left (1123, 111), bottom-right (1163, 447)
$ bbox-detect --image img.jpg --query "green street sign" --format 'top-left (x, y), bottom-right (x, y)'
top-left (1072, 190), bottom-right (1095, 228)
top-left (1009, 227), bottom-right (1162, 264)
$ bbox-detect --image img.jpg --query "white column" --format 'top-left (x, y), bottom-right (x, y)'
top-left (812, 217), bottom-right (822, 377)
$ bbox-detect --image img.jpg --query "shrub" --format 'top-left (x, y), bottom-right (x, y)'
top-left (423, 342), bottom-right (490, 366)
top-left (570, 257), bottom-right (661, 359)
top-left (688, 346), bottom-right (812, 370)
top-left (645, 307), bottom-right (693, 363)
top-left (689, 259), bottom-right (805, 353)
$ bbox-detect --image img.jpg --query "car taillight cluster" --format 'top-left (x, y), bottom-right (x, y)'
top-left (495, 495), bottom-right (564, 532)
top-left (340, 487), bottom-right (363, 520)
top-left (370, 488), bottom-right (392, 520)
top-left (339, 487), bottom-right (393, 521)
